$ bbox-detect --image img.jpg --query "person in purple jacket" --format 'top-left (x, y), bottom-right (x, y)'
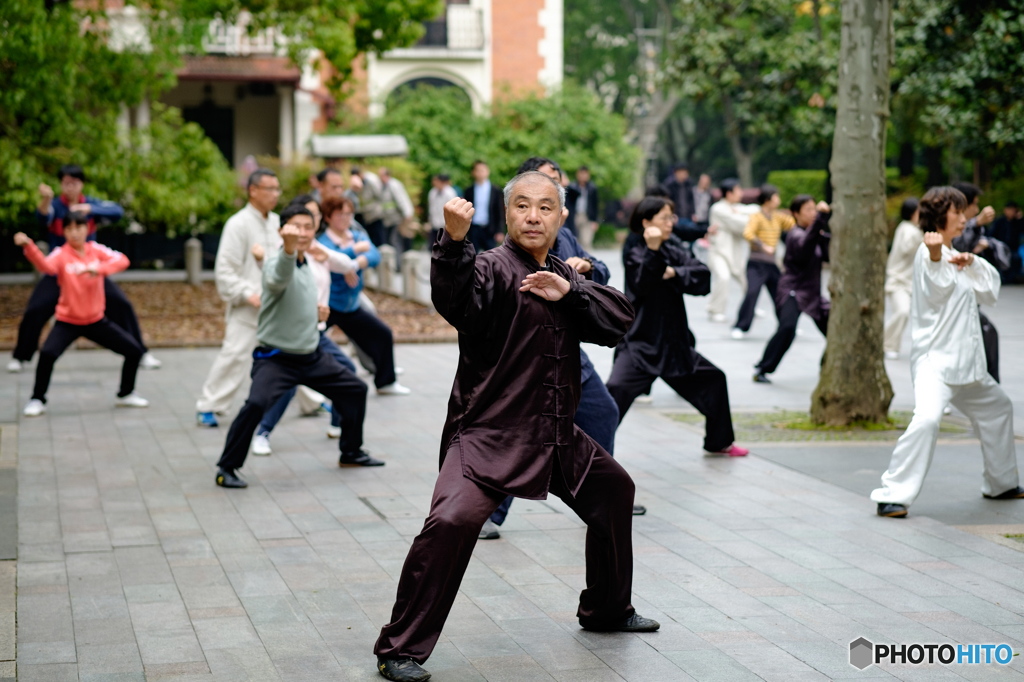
top-left (753, 195), bottom-right (832, 383)
top-left (7, 164), bottom-right (160, 374)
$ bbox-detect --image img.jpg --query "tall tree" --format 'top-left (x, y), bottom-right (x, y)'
top-left (665, 0), bottom-right (838, 187)
top-left (810, 0), bottom-right (894, 426)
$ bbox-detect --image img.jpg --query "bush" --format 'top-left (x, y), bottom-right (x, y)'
top-left (765, 169), bottom-right (829, 205)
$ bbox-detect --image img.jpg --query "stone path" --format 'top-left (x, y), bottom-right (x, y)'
top-left (3, 250), bottom-right (1024, 681)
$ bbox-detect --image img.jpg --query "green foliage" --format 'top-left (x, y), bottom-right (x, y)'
top-left (765, 170), bottom-right (828, 206)
top-left (665, 0), bottom-right (840, 154)
top-left (363, 84), bottom-right (640, 204)
top-left (895, 0), bottom-right (1024, 156)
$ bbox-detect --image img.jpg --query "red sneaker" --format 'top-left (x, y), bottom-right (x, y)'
top-left (708, 444), bottom-right (749, 457)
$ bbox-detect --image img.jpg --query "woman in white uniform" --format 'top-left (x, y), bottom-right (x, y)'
top-left (872, 186), bottom-right (1023, 518)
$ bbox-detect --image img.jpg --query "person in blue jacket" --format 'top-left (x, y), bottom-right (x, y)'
top-left (481, 157), bottom-right (644, 541)
top-left (318, 195), bottom-right (410, 395)
top-left (7, 164), bottom-right (160, 374)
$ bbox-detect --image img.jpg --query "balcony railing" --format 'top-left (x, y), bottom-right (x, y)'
top-left (412, 6), bottom-right (483, 50)
top-left (203, 14), bottom-right (281, 56)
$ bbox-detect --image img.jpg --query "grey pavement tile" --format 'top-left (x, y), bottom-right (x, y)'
top-left (17, 662), bottom-right (80, 682)
top-left (465, 654), bottom-right (558, 682)
top-left (590, 642), bottom-right (696, 682)
top-left (662, 649), bottom-right (764, 682)
top-left (73, 617), bottom-right (138, 646)
top-left (204, 646), bottom-right (282, 682)
top-left (17, 640), bottom-right (78, 664)
top-left (191, 616), bottom-right (263, 650)
top-left (128, 600), bottom-right (192, 631)
top-left (76, 642), bottom-right (144, 675)
top-left (134, 627), bottom-right (206, 665)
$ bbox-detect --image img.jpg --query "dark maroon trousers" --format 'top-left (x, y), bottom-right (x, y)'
top-left (374, 447), bottom-right (636, 664)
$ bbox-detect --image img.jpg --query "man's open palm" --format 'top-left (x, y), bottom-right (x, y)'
top-left (520, 271), bottom-right (570, 301)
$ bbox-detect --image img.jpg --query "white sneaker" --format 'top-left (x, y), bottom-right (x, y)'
top-left (115, 392), bottom-right (149, 408)
top-left (326, 425), bottom-right (341, 439)
top-left (6, 359), bottom-right (23, 373)
top-left (754, 308), bottom-right (767, 318)
top-left (884, 351), bottom-right (899, 360)
top-left (377, 382), bottom-right (411, 396)
top-left (943, 405), bottom-right (952, 415)
top-left (251, 433), bottom-right (272, 456)
top-left (139, 352), bottom-right (162, 369)
top-left (395, 367), bottom-right (405, 375)
top-left (730, 328), bottom-right (745, 340)
top-left (635, 395), bottom-right (654, 404)
top-left (479, 520), bottom-right (500, 540)
top-left (710, 313), bottom-right (727, 323)
top-left (23, 399), bottom-right (45, 417)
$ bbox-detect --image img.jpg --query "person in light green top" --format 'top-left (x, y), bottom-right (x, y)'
top-left (214, 205), bottom-right (384, 490)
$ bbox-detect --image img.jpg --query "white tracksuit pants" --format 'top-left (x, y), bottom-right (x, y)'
top-left (707, 250), bottom-right (747, 317)
top-left (195, 309), bottom-right (259, 414)
top-left (883, 287), bottom-right (911, 354)
top-left (871, 359), bottom-right (1019, 506)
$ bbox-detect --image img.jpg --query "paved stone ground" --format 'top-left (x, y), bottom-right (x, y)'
top-left (3, 251), bottom-right (1024, 681)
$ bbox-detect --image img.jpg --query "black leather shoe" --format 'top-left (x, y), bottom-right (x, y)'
top-left (877, 502), bottom-right (907, 517)
top-left (632, 504), bottom-right (647, 515)
top-left (753, 372), bottom-right (772, 384)
top-left (377, 657), bottom-right (431, 681)
top-left (582, 613), bottom-right (660, 632)
top-left (340, 450), bottom-right (385, 467)
top-left (215, 468), bottom-right (247, 488)
top-left (983, 485), bottom-right (1024, 500)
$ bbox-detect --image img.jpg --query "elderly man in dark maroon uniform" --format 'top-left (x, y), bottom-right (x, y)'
top-left (374, 171), bottom-right (658, 682)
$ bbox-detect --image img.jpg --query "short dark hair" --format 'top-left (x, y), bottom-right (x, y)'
top-left (64, 211), bottom-right (90, 228)
top-left (628, 196), bottom-right (675, 235)
top-left (645, 184), bottom-right (671, 198)
top-left (437, 173), bottom-right (450, 182)
top-left (789, 194), bottom-right (815, 214)
top-left (279, 204), bottom-right (313, 226)
top-left (58, 164), bottom-right (86, 182)
top-left (472, 159), bottom-right (488, 170)
top-left (720, 178), bottom-right (740, 196)
top-left (577, 165), bottom-right (589, 173)
top-left (952, 181), bottom-right (981, 206)
top-left (758, 183), bottom-right (780, 206)
top-left (289, 194), bottom-right (317, 208)
top-left (321, 196), bottom-right (355, 220)
top-left (673, 162), bottom-right (689, 172)
top-left (1006, 200), bottom-right (1020, 209)
top-left (317, 168), bottom-right (342, 183)
top-left (517, 156), bottom-right (560, 175)
top-left (919, 186), bottom-right (967, 233)
top-left (247, 168), bottom-right (277, 189)
top-left (900, 197), bottom-right (920, 222)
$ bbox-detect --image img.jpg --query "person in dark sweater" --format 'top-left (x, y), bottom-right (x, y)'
top-left (753, 195), bottom-right (832, 383)
top-left (605, 196), bottom-right (748, 458)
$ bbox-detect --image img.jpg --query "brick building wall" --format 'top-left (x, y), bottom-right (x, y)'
top-left (491, 0), bottom-right (545, 95)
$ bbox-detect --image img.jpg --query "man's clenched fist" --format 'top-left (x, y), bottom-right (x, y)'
top-left (443, 197), bottom-right (475, 242)
top-left (281, 224), bottom-right (301, 255)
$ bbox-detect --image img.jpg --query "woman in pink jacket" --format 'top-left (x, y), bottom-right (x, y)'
top-left (14, 213), bottom-right (149, 417)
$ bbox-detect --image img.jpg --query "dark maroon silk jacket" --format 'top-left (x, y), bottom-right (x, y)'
top-left (431, 231), bottom-right (635, 500)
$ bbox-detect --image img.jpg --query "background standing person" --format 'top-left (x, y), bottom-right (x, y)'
top-left (732, 183), bottom-right (794, 339)
top-left (753, 196), bottom-right (831, 383)
top-left (883, 198), bottom-right (922, 359)
top-left (379, 167), bottom-right (416, 264)
top-left (566, 165), bottom-right (599, 249)
top-left (462, 160), bottom-right (505, 252)
top-left (706, 179), bottom-right (759, 322)
top-left (14, 214), bottom-right (148, 417)
top-left (606, 196), bottom-right (748, 458)
top-left (195, 169), bottom-right (282, 427)
top-left (872, 186), bottom-right (1022, 518)
top-left (991, 201), bottom-right (1022, 283)
top-left (427, 174), bottom-right (457, 245)
top-left (664, 163), bottom-right (694, 232)
top-left (9, 164), bottom-right (161, 373)
top-left (692, 173), bottom-right (714, 233)
top-left (352, 167), bottom-right (386, 246)
top-left (316, 168), bottom-right (348, 207)
top-left (950, 181), bottom-right (1001, 382)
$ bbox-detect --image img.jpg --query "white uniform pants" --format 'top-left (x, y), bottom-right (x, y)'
top-left (871, 360), bottom-right (1018, 506)
top-left (883, 288), bottom-right (911, 354)
top-left (196, 311), bottom-right (258, 414)
top-left (707, 249), bottom-right (746, 317)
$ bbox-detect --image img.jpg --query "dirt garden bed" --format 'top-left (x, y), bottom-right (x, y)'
top-left (0, 281), bottom-right (457, 349)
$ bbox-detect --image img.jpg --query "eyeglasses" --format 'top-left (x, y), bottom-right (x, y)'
top-left (255, 185), bottom-right (282, 194)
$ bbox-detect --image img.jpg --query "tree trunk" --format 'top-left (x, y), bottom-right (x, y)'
top-left (631, 91), bottom-right (680, 196)
top-left (810, 0), bottom-right (894, 426)
top-left (721, 93), bottom-right (754, 187)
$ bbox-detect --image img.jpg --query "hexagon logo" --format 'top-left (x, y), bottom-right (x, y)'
top-left (850, 637), bottom-right (874, 670)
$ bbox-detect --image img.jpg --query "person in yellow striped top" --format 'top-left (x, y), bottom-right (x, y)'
top-left (732, 184), bottom-right (795, 338)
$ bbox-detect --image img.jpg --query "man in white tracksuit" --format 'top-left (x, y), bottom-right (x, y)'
top-left (195, 169), bottom-right (284, 427)
top-left (707, 179), bottom-right (759, 321)
top-left (872, 186), bottom-right (1023, 518)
